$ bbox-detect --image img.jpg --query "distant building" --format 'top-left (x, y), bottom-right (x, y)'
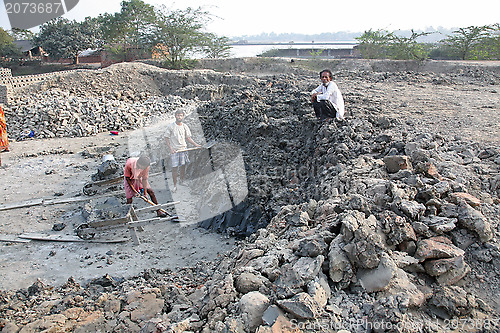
top-left (43, 49), bottom-right (102, 64)
top-left (13, 40), bottom-right (45, 59)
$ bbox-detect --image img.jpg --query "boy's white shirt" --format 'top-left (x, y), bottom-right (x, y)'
top-left (166, 122), bottom-right (192, 151)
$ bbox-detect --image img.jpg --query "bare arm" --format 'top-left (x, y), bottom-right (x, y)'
top-left (311, 92), bottom-right (318, 103)
top-left (165, 137), bottom-right (176, 154)
top-left (126, 176), bottom-right (140, 195)
top-left (187, 137), bottom-right (201, 147)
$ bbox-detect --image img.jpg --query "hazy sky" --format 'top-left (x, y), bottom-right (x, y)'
top-left (1, 0), bottom-right (499, 37)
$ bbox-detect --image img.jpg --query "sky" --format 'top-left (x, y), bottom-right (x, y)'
top-left (1, 0), bottom-right (499, 38)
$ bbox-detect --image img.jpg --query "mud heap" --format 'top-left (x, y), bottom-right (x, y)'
top-left (1, 60), bottom-right (499, 332)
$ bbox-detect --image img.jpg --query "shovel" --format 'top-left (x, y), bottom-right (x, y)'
top-left (136, 194), bottom-right (180, 222)
top-left (175, 140), bottom-right (217, 153)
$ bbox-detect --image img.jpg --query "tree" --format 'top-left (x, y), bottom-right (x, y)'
top-left (34, 17), bottom-right (102, 64)
top-left (100, 0), bottom-right (157, 60)
top-left (441, 25), bottom-right (493, 60)
top-left (355, 29), bottom-right (392, 59)
top-left (471, 23), bottom-right (500, 60)
top-left (388, 30), bottom-right (434, 60)
top-left (203, 34), bottom-right (232, 59)
top-left (152, 6), bottom-right (213, 69)
top-left (9, 28), bottom-right (35, 41)
top-left (356, 29), bottom-right (434, 60)
top-left (0, 28), bottom-right (21, 58)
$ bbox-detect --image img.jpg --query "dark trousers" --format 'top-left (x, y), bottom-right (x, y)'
top-left (313, 100), bottom-right (337, 120)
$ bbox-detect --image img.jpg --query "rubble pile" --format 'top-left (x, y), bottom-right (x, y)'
top-left (0, 61), bottom-right (499, 332)
top-left (6, 91), bottom-right (193, 138)
top-left (4, 62), bottom-right (256, 139)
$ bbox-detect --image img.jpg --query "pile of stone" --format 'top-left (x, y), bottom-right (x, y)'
top-left (4, 62), bottom-right (258, 140)
top-left (5, 89), bottom-right (193, 139)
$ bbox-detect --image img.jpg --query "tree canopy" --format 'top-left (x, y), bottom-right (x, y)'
top-left (34, 17), bottom-right (102, 64)
top-left (100, 0), bottom-right (157, 48)
top-left (152, 6), bottom-right (213, 68)
top-left (30, 0), bottom-right (231, 68)
top-left (0, 28), bottom-right (21, 58)
top-left (441, 25), bottom-right (498, 60)
top-left (356, 29), bottom-right (434, 60)
top-left (356, 24), bottom-right (499, 61)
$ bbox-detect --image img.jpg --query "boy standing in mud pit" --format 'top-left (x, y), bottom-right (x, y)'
top-left (311, 69), bottom-right (345, 121)
top-left (165, 110), bottom-right (201, 192)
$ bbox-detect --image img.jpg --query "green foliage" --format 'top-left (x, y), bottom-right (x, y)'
top-left (440, 25), bottom-right (494, 60)
top-left (9, 28), bottom-right (35, 40)
top-left (356, 29), bottom-right (434, 60)
top-left (356, 25), bottom-right (499, 60)
top-left (28, 0), bottom-right (230, 66)
top-left (387, 30), bottom-right (434, 60)
top-left (477, 24), bottom-right (500, 59)
top-left (34, 17), bottom-right (102, 64)
top-left (309, 49), bottom-right (324, 58)
top-left (0, 28), bottom-right (21, 58)
top-left (151, 6), bottom-right (214, 69)
top-left (355, 29), bottom-right (392, 59)
top-left (203, 34), bottom-right (232, 59)
top-left (103, 44), bottom-right (128, 63)
top-left (100, 0), bottom-right (156, 49)
top-left (258, 48), bottom-right (281, 57)
top-left (428, 43), bottom-right (460, 60)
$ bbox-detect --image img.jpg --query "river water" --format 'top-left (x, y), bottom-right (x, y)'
top-left (229, 43), bottom-right (357, 57)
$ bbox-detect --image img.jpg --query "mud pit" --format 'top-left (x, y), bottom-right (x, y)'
top-left (0, 129), bottom-right (237, 290)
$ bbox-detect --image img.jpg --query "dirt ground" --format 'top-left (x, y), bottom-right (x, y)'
top-left (0, 127), bottom-right (236, 291)
top-left (0, 58), bottom-right (498, 297)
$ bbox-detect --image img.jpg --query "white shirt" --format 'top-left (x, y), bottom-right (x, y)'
top-left (165, 122), bottom-right (192, 151)
top-left (311, 81), bottom-right (345, 120)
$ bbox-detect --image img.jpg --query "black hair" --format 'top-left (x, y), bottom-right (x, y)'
top-left (137, 154), bottom-right (151, 167)
top-left (319, 69), bottom-right (333, 79)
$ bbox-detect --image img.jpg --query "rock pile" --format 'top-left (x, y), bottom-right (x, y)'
top-left (6, 89), bottom-right (193, 139)
top-left (4, 62), bottom-right (256, 139)
top-left (0, 61), bottom-right (499, 332)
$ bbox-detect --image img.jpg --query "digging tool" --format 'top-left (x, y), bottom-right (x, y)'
top-left (83, 172), bottom-right (162, 196)
top-left (136, 193), bottom-right (180, 222)
top-left (175, 140), bottom-right (217, 153)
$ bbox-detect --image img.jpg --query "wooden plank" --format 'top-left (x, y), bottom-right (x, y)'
top-left (134, 201), bottom-right (180, 213)
top-left (0, 198), bottom-right (44, 211)
top-left (87, 216), bottom-right (129, 228)
top-left (128, 206), bottom-right (143, 232)
top-left (128, 215), bottom-right (140, 245)
top-left (129, 205), bottom-right (138, 221)
top-left (18, 233), bottom-right (128, 243)
top-left (0, 190), bottom-right (124, 212)
top-left (0, 235), bottom-right (31, 243)
top-left (127, 216), bottom-right (174, 227)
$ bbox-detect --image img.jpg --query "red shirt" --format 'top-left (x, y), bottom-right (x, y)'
top-left (124, 158), bottom-right (149, 189)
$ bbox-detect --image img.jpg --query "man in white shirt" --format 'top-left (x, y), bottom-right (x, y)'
top-left (165, 110), bottom-right (201, 192)
top-left (311, 69), bottom-right (345, 121)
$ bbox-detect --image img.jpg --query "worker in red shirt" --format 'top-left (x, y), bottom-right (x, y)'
top-left (123, 154), bottom-right (167, 217)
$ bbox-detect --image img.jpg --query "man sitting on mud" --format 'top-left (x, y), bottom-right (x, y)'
top-left (311, 69), bottom-right (345, 121)
top-left (124, 154), bottom-right (167, 217)
top-left (165, 110), bottom-right (201, 192)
